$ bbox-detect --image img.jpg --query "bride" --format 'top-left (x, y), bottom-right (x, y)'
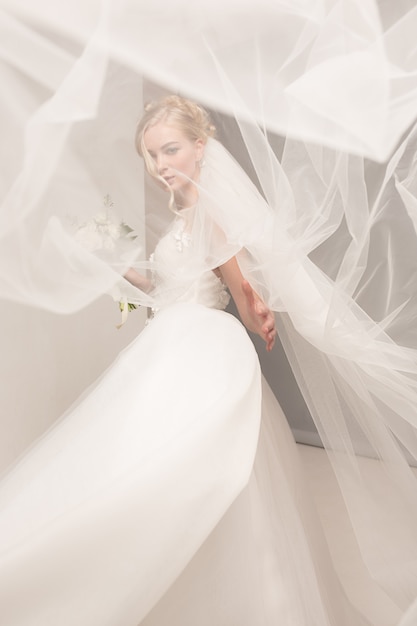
top-left (0, 92), bottom-right (398, 626)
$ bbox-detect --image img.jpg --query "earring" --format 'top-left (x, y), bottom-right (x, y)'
top-left (199, 158), bottom-right (206, 167)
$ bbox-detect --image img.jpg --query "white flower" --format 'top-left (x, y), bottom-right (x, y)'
top-left (74, 198), bottom-right (135, 253)
top-left (75, 221), bottom-right (106, 252)
top-left (75, 214), bottom-right (121, 251)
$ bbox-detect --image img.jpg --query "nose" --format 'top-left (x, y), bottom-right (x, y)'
top-left (156, 153), bottom-right (167, 174)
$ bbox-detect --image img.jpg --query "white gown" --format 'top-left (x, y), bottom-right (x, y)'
top-left (0, 216), bottom-right (373, 625)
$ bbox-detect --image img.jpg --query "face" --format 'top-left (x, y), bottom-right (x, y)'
top-left (143, 121), bottom-right (204, 206)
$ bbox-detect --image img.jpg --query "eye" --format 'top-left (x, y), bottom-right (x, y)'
top-left (166, 146), bottom-right (179, 155)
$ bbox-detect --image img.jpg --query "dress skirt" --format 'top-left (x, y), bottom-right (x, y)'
top-left (0, 303), bottom-right (368, 625)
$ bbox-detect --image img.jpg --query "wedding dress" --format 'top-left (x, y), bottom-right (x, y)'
top-left (0, 213), bottom-right (371, 626)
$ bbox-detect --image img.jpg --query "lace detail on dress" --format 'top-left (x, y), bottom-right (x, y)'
top-left (171, 223), bottom-right (192, 252)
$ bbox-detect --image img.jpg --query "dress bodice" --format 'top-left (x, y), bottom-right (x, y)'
top-left (151, 216), bottom-right (230, 311)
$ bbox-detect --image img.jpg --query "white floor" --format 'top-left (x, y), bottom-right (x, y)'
top-left (298, 444), bottom-right (408, 626)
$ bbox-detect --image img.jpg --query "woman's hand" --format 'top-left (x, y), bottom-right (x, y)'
top-left (242, 280), bottom-right (276, 352)
top-left (218, 256), bottom-right (276, 351)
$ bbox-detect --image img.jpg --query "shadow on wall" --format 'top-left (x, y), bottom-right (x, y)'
top-left (226, 298), bottom-right (319, 446)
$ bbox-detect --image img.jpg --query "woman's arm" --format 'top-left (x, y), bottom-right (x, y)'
top-left (218, 256), bottom-right (276, 351)
top-left (124, 267), bottom-right (152, 293)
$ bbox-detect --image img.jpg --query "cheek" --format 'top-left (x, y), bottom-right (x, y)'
top-left (177, 154), bottom-right (197, 175)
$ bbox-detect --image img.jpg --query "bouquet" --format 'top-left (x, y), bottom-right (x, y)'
top-left (74, 195), bottom-right (139, 325)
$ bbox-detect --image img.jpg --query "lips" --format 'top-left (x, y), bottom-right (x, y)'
top-left (163, 176), bottom-right (175, 186)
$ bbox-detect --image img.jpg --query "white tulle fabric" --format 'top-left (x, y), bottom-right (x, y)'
top-left (2, 0), bottom-right (417, 624)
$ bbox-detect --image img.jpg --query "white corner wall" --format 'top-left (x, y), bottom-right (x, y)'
top-left (0, 297), bottom-right (147, 473)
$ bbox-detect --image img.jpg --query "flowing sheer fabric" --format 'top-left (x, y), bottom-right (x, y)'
top-left (2, 0), bottom-right (417, 624)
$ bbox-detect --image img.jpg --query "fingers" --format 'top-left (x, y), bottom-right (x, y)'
top-left (265, 331), bottom-right (276, 351)
top-left (266, 328), bottom-right (277, 351)
top-left (262, 312), bottom-right (275, 334)
top-left (262, 317), bottom-right (277, 352)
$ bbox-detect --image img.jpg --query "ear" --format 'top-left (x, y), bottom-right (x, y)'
top-left (194, 138), bottom-right (205, 161)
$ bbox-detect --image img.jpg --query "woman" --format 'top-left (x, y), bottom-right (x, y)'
top-left (0, 95), bottom-right (364, 626)
top-left (128, 95), bottom-right (372, 626)
top-left (2, 87), bottom-right (417, 625)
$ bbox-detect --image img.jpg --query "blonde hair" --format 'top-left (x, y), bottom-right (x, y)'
top-left (135, 95), bottom-right (216, 209)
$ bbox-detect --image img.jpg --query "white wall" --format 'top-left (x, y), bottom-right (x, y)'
top-left (0, 297), bottom-right (146, 473)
